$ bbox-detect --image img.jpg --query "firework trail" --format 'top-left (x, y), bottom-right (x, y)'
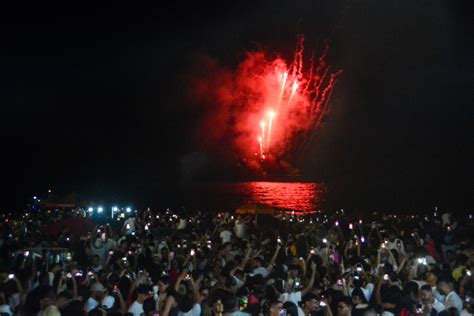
top-left (191, 35), bottom-right (342, 172)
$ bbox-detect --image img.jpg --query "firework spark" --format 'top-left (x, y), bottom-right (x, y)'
top-left (191, 35), bottom-right (342, 172)
top-left (255, 36), bottom-right (342, 162)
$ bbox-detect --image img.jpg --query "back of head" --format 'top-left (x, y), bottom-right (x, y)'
top-left (221, 292), bottom-right (238, 313)
top-left (143, 297), bottom-right (157, 314)
top-left (282, 301), bottom-right (298, 316)
top-left (88, 307), bottom-right (107, 316)
top-left (438, 307), bottom-right (460, 316)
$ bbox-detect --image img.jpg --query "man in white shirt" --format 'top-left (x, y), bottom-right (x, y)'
top-left (234, 215), bottom-right (248, 239)
top-left (419, 284), bottom-right (445, 314)
top-left (437, 280), bottom-right (463, 312)
top-left (128, 284), bottom-right (152, 316)
top-left (84, 282), bottom-right (107, 313)
top-left (219, 226), bottom-right (233, 244)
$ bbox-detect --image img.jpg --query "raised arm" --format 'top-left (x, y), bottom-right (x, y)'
top-left (301, 262), bottom-right (317, 296)
top-left (189, 276), bottom-right (202, 305)
top-left (266, 245), bottom-right (282, 273)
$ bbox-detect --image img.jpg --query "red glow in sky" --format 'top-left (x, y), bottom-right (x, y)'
top-left (191, 36), bottom-right (342, 172)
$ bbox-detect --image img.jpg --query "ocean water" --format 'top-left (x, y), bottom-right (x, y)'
top-left (178, 181), bottom-right (326, 213)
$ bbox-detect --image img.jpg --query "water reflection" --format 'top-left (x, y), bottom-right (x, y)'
top-left (187, 182), bottom-right (325, 213)
top-left (237, 182), bottom-right (325, 212)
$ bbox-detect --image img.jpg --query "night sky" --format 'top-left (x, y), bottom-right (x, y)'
top-left (1, 1), bottom-right (473, 211)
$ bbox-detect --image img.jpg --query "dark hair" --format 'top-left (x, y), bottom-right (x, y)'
top-left (143, 297), bottom-right (156, 314)
top-left (338, 296), bottom-right (353, 308)
top-left (420, 284), bottom-right (432, 292)
top-left (351, 287), bottom-right (368, 303)
top-left (221, 292), bottom-right (238, 313)
top-left (88, 307), bottom-right (106, 316)
top-left (159, 275), bottom-right (170, 285)
top-left (439, 307), bottom-right (460, 316)
top-left (302, 292), bottom-right (318, 304)
top-left (283, 301), bottom-right (298, 316)
top-left (405, 281), bottom-right (419, 298)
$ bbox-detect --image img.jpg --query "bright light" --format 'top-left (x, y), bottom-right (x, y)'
top-left (112, 206), bottom-right (118, 212)
top-left (88, 207), bottom-right (93, 213)
top-left (126, 207), bottom-right (132, 213)
top-left (33, 196), bottom-right (37, 200)
top-left (97, 207), bottom-right (103, 213)
top-left (267, 110), bottom-right (276, 118)
top-left (48, 189), bottom-right (52, 193)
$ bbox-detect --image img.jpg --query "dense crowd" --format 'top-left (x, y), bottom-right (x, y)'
top-left (0, 206), bottom-right (472, 316)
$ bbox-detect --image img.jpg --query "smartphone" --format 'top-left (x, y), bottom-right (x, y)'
top-left (383, 274), bottom-right (389, 281)
top-left (417, 258), bottom-right (427, 265)
top-left (320, 301), bottom-right (327, 307)
top-left (336, 279), bottom-right (342, 286)
top-left (109, 250), bottom-right (114, 255)
top-left (169, 252), bottom-right (174, 259)
top-left (75, 271), bottom-right (83, 277)
top-left (279, 308), bottom-right (287, 316)
top-left (277, 237), bottom-right (282, 244)
top-left (66, 273), bottom-right (72, 278)
top-left (416, 304), bottom-right (423, 313)
top-left (8, 274), bottom-right (14, 280)
top-left (190, 249), bottom-right (196, 256)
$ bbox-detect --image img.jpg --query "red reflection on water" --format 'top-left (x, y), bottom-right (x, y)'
top-left (237, 182), bottom-right (325, 213)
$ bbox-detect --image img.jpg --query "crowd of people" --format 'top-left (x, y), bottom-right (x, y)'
top-left (0, 206), bottom-right (472, 316)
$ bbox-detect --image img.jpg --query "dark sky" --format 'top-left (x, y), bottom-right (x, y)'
top-left (1, 1), bottom-right (473, 210)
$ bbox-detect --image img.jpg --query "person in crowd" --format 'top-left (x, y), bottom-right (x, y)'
top-left (0, 205), bottom-right (471, 316)
top-left (438, 279), bottom-right (464, 312)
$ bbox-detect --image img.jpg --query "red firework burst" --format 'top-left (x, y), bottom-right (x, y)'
top-left (191, 35), bottom-right (343, 172)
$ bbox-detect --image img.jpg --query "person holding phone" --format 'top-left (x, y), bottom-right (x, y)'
top-left (279, 262), bottom-right (317, 316)
top-left (418, 284), bottom-right (446, 315)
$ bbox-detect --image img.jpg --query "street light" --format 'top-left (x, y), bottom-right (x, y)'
top-left (88, 207), bottom-right (93, 213)
top-left (111, 206), bottom-right (118, 219)
top-left (126, 207), bottom-right (132, 213)
top-left (97, 207), bottom-right (103, 213)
